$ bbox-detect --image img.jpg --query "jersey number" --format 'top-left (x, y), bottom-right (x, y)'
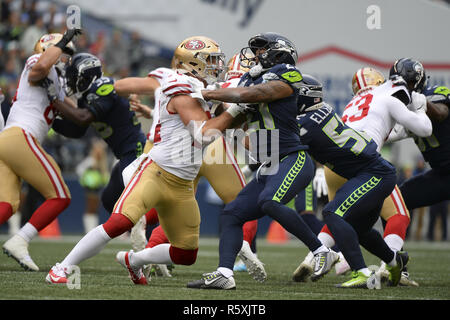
top-left (342, 94), bottom-right (373, 123)
top-left (44, 104), bottom-right (57, 125)
top-left (322, 115), bottom-right (371, 155)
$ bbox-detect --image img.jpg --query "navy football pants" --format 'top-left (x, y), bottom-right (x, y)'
top-left (218, 151), bottom-right (323, 270)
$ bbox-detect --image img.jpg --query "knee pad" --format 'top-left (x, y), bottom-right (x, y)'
top-left (169, 245), bottom-right (198, 265)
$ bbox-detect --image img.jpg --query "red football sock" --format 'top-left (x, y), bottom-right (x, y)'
top-left (242, 220), bottom-right (257, 244)
top-left (28, 198), bottom-right (70, 231)
top-left (320, 224), bottom-right (334, 238)
top-left (145, 208), bottom-right (159, 226)
top-left (383, 214), bottom-right (410, 240)
top-left (103, 213), bottom-right (134, 238)
top-left (169, 245), bottom-right (198, 265)
top-left (0, 202), bottom-right (13, 226)
top-left (146, 225), bottom-right (169, 248)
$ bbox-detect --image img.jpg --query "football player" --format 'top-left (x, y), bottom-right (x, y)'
top-left (388, 83), bottom-right (450, 233)
top-left (42, 52), bottom-right (147, 217)
top-left (305, 61), bottom-right (432, 286)
top-left (187, 32), bottom-right (339, 290)
top-left (45, 36), bottom-right (251, 285)
top-left (126, 53), bottom-right (263, 279)
top-left (1, 30), bottom-right (80, 271)
top-left (293, 75), bottom-right (408, 288)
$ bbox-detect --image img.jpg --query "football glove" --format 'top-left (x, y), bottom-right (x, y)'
top-left (410, 91), bottom-right (427, 113)
top-left (312, 167), bottom-right (328, 198)
top-left (226, 103), bottom-right (258, 118)
top-left (41, 78), bottom-right (59, 102)
top-left (55, 28), bottom-right (82, 50)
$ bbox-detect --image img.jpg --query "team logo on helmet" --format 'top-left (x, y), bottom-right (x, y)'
top-left (41, 34), bottom-right (56, 43)
top-left (184, 39), bottom-right (206, 50)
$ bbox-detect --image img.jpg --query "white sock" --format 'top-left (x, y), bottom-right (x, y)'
top-left (61, 225), bottom-right (111, 267)
top-left (8, 212), bottom-right (21, 236)
top-left (217, 267), bottom-right (233, 278)
top-left (318, 232), bottom-right (335, 248)
top-left (384, 234), bottom-right (404, 252)
top-left (130, 243), bottom-right (172, 268)
top-left (312, 244), bottom-right (329, 255)
top-left (387, 252), bottom-right (397, 267)
top-left (17, 223), bottom-right (38, 243)
top-left (83, 213), bottom-right (99, 234)
top-left (358, 268), bottom-right (372, 277)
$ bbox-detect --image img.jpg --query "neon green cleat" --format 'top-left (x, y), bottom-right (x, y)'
top-left (336, 270), bottom-right (380, 289)
top-left (386, 251), bottom-right (409, 286)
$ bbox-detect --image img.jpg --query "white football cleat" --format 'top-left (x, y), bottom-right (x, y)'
top-left (311, 249), bottom-right (340, 281)
top-left (130, 215), bottom-right (147, 252)
top-left (237, 241), bottom-right (267, 282)
top-left (292, 251), bottom-right (314, 282)
top-left (116, 251), bottom-right (147, 285)
top-left (3, 234), bottom-right (39, 271)
top-left (335, 251), bottom-right (351, 275)
top-left (46, 263), bottom-right (69, 284)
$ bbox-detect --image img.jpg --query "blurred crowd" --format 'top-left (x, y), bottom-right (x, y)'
top-left (0, 0), bottom-right (152, 176)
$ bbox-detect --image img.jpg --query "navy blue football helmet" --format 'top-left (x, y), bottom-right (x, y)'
top-left (297, 74), bottom-right (323, 113)
top-left (240, 32), bottom-right (298, 69)
top-left (65, 52), bottom-right (102, 96)
top-left (389, 58), bottom-right (427, 93)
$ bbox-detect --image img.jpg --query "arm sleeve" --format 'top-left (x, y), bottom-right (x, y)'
top-left (52, 117), bottom-right (88, 138)
top-left (386, 95), bottom-right (432, 138)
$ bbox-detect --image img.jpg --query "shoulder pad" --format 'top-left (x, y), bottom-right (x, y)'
top-left (266, 64), bottom-right (303, 84)
top-left (378, 80), bottom-right (411, 105)
top-left (424, 86), bottom-right (450, 105)
top-left (148, 67), bottom-right (174, 83)
top-left (92, 77), bottom-right (115, 97)
top-left (160, 74), bottom-right (196, 97)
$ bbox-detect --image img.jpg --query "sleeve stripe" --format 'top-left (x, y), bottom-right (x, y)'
top-left (166, 89), bottom-right (193, 96)
top-left (148, 73), bottom-right (162, 79)
top-left (163, 83), bottom-right (193, 93)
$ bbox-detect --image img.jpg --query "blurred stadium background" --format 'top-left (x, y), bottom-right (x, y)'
top-left (0, 0), bottom-right (449, 241)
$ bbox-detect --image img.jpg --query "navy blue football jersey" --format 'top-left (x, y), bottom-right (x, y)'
top-left (413, 85), bottom-right (450, 172)
top-left (78, 76), bottom-right (146, 159)
top-left (239, 64), bottom-right (308, 161)
top-left (297, 103), bottom-right (386, 179)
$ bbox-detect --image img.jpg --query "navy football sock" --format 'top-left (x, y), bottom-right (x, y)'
top-left (323, 211), bottom-right (366, 270)
top-left (262, 200), bottom-right (322, 252)
top-left (218, 212), bottom-right (244, 270)
top-left (300, 213), bottom-right (324, 235)
top-left (358, 228), bottom-right (395, 264)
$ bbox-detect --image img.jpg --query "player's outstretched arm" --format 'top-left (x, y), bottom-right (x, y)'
top-left (114, 77), bottom-right (160, 97)
top-left (201, 80), bottom-right (293, 104)
top-left (52, 98), bottom-right (95, 126)
top-left (388, 94), bottom-right (432, 138)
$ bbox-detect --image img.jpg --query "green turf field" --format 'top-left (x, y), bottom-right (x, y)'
top-left (1, 235), bottom-right (449, 301)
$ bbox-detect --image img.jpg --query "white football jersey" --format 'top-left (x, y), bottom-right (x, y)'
top-left (147, 67), bottom-right (208, 180)
top-left (4, 54), bottom-right (65, 143)
top-left (341, 80), bottom-right (431, 152)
